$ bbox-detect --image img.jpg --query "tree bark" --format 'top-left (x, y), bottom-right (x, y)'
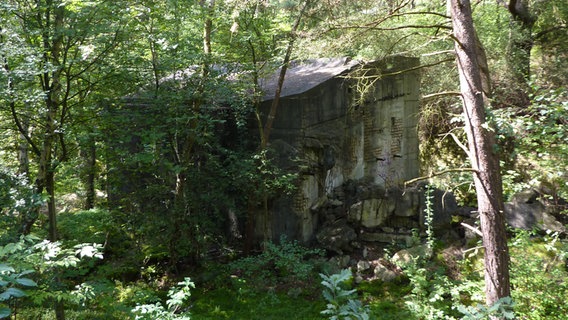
top-left (80, 135), bottom-right (97, 210)
top-left (506, 0), bottom-right (536, 84)
top-left (17, 120), bottom-right (30, 177)
top-left (261, 0), bottom-right (311, 149)
top-left (449, 0), bottom-right (511, 309)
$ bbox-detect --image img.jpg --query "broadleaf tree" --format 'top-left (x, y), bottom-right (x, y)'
top-left (0, 0), bottom-right (124, 240)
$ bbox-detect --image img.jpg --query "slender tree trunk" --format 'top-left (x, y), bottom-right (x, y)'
top-left (17, 120), bottom-right (30, 177)
top-left (45, 2), bottom-right (66, 319)
top-left (507, 0), bottom-right (536, 83)
top-left (169, 0), bottom-right (215, 267)
top-left (80, 135), bottom-right (97, 210)
top-left (248, 0), bottom-right (312, 246)
top-left (261, 0), bottom-right (311, 149)
top-left (450, 0), bottom-right (511, 310)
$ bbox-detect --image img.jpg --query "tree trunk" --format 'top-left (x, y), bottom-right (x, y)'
top-left (507, 0), bottom-right (536, 83)
top-left (80, 135), bottom-right (97, 210)
top-left (17, 120), bottom-right (30, 177)
top-left (248, 0), bottom-right (311, 246)
top-left (261, 0), bottom-right (311, 149)
top-left (45, 2), bottom-right (66, 319)
top-left (449, 0), bottom-right (511, 310)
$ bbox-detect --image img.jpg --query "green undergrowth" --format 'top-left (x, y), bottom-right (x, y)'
top-left (191, 286), bottom-right (324, 319)
top-left (5, 229), bottom-right (568, 319)
top-left (359, 279), bottom-right (414, 320)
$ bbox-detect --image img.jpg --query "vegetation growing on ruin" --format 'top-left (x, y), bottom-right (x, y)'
top-left (1, 0), bottom-right (567, 319)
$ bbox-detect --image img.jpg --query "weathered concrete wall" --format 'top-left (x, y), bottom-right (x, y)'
top-left (258, 56), bottom-right (421, 243)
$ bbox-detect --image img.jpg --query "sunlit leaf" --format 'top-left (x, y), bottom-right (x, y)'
top-left (15, 278), bottom-right (37, 287)
top-left (0, 288), bottom-right (26, 300)
top-left (0, 265), bottom-right (14, 274)
top-left (0, 307), bottom-right (11, 318)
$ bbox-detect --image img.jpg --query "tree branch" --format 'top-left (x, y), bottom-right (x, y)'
top-left (404, 168), bottom-right (478, 187)
top-left (330, 24), bottom-right (451, 32)
top-left (535, 25), bottom-right (568, 40)
top-left (421, 91), bottom-right (462, 100)
top-left (344, 57), bottom-right (454, 81)
top-left (421, 49), bottom-right (455, 57)
top-left (439, 129), bottom-right (471, 157)
top-left (461, 222), bottom-right (483, 237)
top-left (262, 0), bottom-right (311, 148)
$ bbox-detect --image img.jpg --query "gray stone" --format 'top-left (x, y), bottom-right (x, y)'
top-left (373, 263), bottom-right (398, 282)
top-left (391, 244), bottom-right (432, 266)
top-left (542, 211), bottom-right (566, 233)
top-left (256, 57), bottom-right (421, 244)
top-left (316, 222), bottom-right (357, 254)
top-left (381, 227), bottom-right (395, 233)
top-left (329, 255), bottom-right (351, 269)
top-left (330, 199), bottom-right (344, 207)
top-left (419, 187), bottom-right (457, 232)
top-left (394, 190), bottom-right (420, 217)
top-left (310, 195), bottom-right (328, 211)
top-left (357, 260), bottom-right (371, 272)
top-left (348, 198), bottom-right (395, 228)
top-left (505, 190), bottom-right (566, 233)
top-left (360, 232), bottom-right (414, 246)
top-left (362, 246), bottom-right (369, 258)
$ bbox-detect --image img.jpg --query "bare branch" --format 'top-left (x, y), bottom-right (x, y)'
top-left (404, 168), bottom-right (478, 187)
top-left (262, 0), bottom-right (311, 148)
top-left (461, 222), bottom-right (483, 237)
top-left (463, 245), bottom-right (484, 253)
top-left (421, 50), bottom-right (455, 57)
top-left (535, 25), bottom-right (568, 40)
top-left (330, 24), bottom-right (451, 32)
top-left (422, 91), bottom-right (462, 100)
top-left (448, 131), bottom-right (471, 156)
top-left (344, 57), bottom-right (455, 85)
top-left (438, 128), bottom-right (471, 157)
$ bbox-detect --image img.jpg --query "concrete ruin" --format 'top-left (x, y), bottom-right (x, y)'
top-left (256, 56), bottom-right (438, 247)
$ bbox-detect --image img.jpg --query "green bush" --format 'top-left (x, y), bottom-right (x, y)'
top-left (509, 230), bottom-right (568, 319)
top-left (58, 209), bottom-right (116, 245)
top-left (131, 277), bottom-right (194, 320)
top-left (320, 268), bottom-right (370, 320)
top-left (228, 236), bottom-right (324, 288)
top-left (0, 167), bottom-right (45, 241)
top-left (496, 86), bottom-right (568, 201)
top-left (0, 235), bottom-right (104, 318)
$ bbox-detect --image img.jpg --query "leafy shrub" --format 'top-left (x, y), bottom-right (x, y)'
top-left (0, 167), bottom-right (45, 241)
top-left (229, 236), bottom-right (323, 288)
top-left (58, 209), bottom-right (116, 245)
top-left (0, 262), bottom-right (37, 319)
top-left (458, 297), bottom-right (515, 320)
top-left (508, 230), bottom-right (568, 319)
top-left (132, 277), bottom-right (194, 320)
top-left (496, 86), bottom-right (568, 201)
top-left (402, 257), bottom-right (458, 319)
top-left (0, 235), bottom-right (103, 317)
top-left (320, 268), bottom-right (370, 320)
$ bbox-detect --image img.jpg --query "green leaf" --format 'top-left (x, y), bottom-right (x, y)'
top-left (15, 278), bottom-right (37, 287)
top-left (0, 265), bottom-right (15, 273)
top-left (0, 288), bottom-right (26, 300)
top-left (0, 307), bottom-right (11, 318)
top-left (75, 244), bottom-right (103, 259)
top-left (18, 270), bottom-right (34, 277)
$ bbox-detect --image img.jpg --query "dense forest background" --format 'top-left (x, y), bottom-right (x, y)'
top-left (1, 0), bottom-right (567, 319)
